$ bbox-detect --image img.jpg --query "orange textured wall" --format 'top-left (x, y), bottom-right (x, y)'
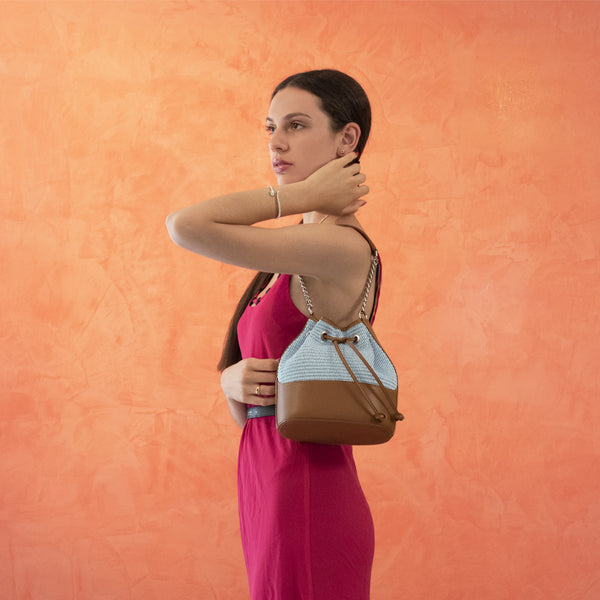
top-left (2, 1), bottom-right (599, 598)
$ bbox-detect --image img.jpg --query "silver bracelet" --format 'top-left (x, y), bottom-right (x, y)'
top-left (267, 185), bottom-right (281, 219)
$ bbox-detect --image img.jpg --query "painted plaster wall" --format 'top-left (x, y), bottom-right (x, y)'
top-left (1, 1), bottom-right (599, 598)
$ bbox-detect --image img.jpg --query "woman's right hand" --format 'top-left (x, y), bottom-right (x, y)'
top-left (220, 358), bottom-right (279, 406)
top-left (304, 153), bottom-right (369, 216)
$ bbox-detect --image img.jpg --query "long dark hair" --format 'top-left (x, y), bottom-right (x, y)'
top-left (217, 270), bottom-right (273, 371)
top-left (217, 69), bottom-right (372, 372)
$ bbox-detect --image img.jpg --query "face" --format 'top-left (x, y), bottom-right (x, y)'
top-left (266, 86), bottom-right (341, 185)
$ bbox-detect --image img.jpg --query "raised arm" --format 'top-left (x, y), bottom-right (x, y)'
top-left (165, 154), bottom-right (369, 281)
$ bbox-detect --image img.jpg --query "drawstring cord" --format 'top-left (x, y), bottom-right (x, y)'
top-left (321, 331), bottom-right (404, 423)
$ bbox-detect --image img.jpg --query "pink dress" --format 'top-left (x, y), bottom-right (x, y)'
top-left (237, 273), bottom-right (374, 600)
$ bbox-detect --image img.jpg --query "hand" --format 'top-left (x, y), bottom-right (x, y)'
top-left (304, 153), bottom-right (369, 216)
top-left (220, 357), bottom-right (279, 406)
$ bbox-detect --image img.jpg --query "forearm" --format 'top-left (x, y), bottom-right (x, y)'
top-left (165, 180), bottom-right (314, 265)
top-left (166, 180), bottom-right (309, 234)
top-left (226, 396), bottom-right (248, 429)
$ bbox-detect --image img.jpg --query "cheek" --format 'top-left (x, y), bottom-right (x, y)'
top-left (318, 135), bottom-right (340, 160)
top-left (304, 138), bottom-right (337, 165)
top-left (308, 147), bottom-right (337, 172)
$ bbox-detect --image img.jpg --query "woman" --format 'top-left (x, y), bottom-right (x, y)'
top-left (167, 69), bottom-right (377, 599)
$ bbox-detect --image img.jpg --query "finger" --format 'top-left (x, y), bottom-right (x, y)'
top-left (343, 194), bottom-right (369, 215)
top-left (256, 384), bottom-right (276, 397)
top-left (246, 358), bottom-right (279, 373)
top-left (249, 380), bottom-right (277, 395)
top-left (355, 184), bottom-right (369, 199)
top-left (248, 384), bottom-right (276, 403)
top-left (253, 396), bottom-right (277, 406)
top-left (252, 370), bottom-right (278, 382)
top-left (253, 376), bottom-right (277, 389)
top-left (341, 152), bottom-right (359, 168)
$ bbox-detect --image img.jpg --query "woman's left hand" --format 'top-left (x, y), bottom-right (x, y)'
top-left (303, 153), bottom-right (369, 216)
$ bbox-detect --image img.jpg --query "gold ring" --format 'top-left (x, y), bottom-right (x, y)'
top-left (256, 385), bottom-right (261, 396)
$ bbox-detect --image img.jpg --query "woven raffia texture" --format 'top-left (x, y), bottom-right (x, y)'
top-left (278, 319), bottom-right (398, 389)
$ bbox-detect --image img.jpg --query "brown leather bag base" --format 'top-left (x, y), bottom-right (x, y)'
top-left (276, 379), bottom-right (397, 445)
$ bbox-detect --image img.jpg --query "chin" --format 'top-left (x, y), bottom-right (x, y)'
top-left (277, 172), bottom-right (302, 186)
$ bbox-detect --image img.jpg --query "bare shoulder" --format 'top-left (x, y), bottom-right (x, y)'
top-left (289, 220), bottom-right (377, 324)
top-left (329, 216), bottom-right (375, 261)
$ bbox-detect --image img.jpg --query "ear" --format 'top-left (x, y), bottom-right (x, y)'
top-left (337, 122), bottom-right (361, 155)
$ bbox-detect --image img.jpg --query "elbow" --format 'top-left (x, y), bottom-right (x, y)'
top-left (166, 207), bottom-right (219, 257)
top-left (165, 211), bottom-right (181, 245)
top-left (166, 210), bottom-right (196, 249)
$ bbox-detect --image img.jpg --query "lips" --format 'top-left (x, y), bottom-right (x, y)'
top-left (272, 159), bottom-right (292, 174)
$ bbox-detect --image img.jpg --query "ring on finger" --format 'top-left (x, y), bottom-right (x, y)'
top-left (256, 384), bottom-right (261, 396)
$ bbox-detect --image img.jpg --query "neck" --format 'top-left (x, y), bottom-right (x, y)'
top-left (303, 211), bottom-right (329, 225)
top-left (303, 212), bottom-right (362, 228)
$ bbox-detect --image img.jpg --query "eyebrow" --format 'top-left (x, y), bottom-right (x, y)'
top-left (265, 112), bottom-right (313, 123)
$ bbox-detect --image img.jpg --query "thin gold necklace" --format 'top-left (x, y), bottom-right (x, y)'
top-left (319, 215), bottom-right (329, 224)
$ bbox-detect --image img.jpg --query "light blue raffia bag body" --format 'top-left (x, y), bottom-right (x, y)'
top-left (276, 227), bottom-right (404, 446)
top-left (278, 319), bottom-right (397, 388)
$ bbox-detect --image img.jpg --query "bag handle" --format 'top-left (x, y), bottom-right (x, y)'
top-left (297, 225), bottom-right (380, 321)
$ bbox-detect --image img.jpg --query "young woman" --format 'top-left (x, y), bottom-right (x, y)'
top-left (167, 69), bottom-right (378, 599)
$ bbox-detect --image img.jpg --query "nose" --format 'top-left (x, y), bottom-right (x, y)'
top-left (269, 128), bottom-right (288, 153)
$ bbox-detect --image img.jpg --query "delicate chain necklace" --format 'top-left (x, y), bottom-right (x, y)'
top-left (319, 215), bottom-right (329, 224)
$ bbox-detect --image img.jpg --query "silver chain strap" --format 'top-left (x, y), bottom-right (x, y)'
top-left (297, 249), bottom-right (379, 320)
top-left (297, 274), bottom-right (314, 316)
top-left (359, 250), bottom-right (379, 319)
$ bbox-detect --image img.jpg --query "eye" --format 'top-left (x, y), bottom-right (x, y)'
top-left (289, 121), bottom-right (303, 131)
top-left (265, 125), bottom-right (275, 135)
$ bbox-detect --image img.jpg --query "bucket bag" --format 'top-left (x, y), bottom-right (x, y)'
top-left (276, 227), bottom-right (404, 445)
